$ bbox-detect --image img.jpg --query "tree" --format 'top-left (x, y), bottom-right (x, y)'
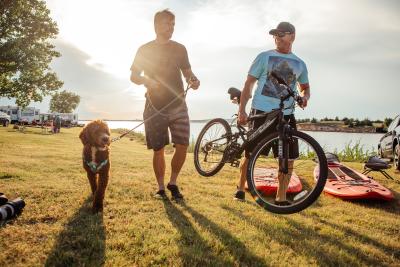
top-left (0, 0), bottom-right (63, 107)
top-left (362, 118), bottom-right (372, 126)
top-left (384, 118), bottom-right (393, 128)
top-left (49, 90), bottom-right (80, 113)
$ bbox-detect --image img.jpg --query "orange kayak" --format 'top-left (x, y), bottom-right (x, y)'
top-left (246, 167), bottom-right (303, 195)
top-left (315, 156), bottom-right (393, 201)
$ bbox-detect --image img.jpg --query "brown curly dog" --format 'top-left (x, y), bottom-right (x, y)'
top-left (79, 120), bottom-right (111, 213)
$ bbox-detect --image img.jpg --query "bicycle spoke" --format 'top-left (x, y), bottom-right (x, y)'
top-left (194, 119), bottom-right (232, 176)
top-left (247, 131), bottom-right (327, 214)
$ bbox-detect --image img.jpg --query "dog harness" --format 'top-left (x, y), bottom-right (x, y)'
top-left (84, 146), bottom-right (108, 173)
top-left (85, 159), bottom-right (108, 173)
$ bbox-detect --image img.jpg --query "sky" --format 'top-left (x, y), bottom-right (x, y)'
top-left (1, 0), bottom-right (399, 120)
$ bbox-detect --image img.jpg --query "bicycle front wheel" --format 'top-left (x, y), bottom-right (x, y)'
top-left (194, 118), bottom-right (232, 176)
top-left (246, 130), bottom-right (327, 214)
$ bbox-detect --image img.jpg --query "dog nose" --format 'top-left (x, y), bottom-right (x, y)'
top-left (102, 136), bottom-right (109, 143)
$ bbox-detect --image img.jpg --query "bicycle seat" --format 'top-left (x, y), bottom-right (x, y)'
top-left (364, 156), bottom-right (391, 170)
top-left (228, 87), bottom-right (241, 104)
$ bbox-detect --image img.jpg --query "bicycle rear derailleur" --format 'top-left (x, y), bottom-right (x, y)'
top-left (224, 142), bottom-right (242, 168)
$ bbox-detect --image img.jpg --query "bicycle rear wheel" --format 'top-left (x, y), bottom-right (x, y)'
top-left (194, 118), bottom-right (232, 176)
top-left (246, 130), bottom-right (327, 214)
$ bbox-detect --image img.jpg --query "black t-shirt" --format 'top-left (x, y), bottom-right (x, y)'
top-left (131, 40), bottom-right (191, 109)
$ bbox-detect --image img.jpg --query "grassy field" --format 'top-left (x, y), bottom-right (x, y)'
top-left (0, 126), bottom-right (399, 266)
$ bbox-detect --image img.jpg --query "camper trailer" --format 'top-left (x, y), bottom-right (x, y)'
top-left (38, 112), bottom-right (78, 127)
top-left (0, 106), bottom-right (19, 123)
top-left (20, 107), bottom-right (40, 124)
top-left (56, 113), bottom-right (79, 127)
top-left (0, 106), bottom-right (40, 124)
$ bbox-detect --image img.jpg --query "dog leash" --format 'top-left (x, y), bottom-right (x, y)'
top-left (111, 81), bottom-right (193, 143)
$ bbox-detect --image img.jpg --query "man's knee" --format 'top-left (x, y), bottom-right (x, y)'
top-left (153, 147), bottom-right (165, 156)
top-left (175, 144), bottom-right (188, 152)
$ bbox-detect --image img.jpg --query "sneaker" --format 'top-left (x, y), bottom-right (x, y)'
top-left (234, 190), bottom-right (245, 201)
top-left (153, 190), bottom-right (167, 200)
top-left (167, 184), bottom-right (184, 200)
top-left (0, 192), bottom-right (8, 206)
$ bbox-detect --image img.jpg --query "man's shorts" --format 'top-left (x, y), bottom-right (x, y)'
top-left (143, 101), bottom-right (190, 151)
top-left (245, 109), bottom-right (299, 159)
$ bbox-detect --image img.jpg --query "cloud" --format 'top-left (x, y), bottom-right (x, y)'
top-left (50, 40), bottom-right (145, 119)
top-left (2, 0), bottom-right (399, 120)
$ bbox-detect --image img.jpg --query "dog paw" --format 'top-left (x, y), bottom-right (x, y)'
top-left (92, 205), bottom-right (103, 213)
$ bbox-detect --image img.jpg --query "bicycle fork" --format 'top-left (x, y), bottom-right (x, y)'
top-left (278, 125), bottom-right (290, 174)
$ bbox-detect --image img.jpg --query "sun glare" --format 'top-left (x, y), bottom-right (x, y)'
top-left (46, 0), bottom-right (163, 79)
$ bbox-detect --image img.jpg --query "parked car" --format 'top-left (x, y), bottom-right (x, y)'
top-left (378, 115), bottom-right (400, 170)
top-left (0, 111), bottom-right (11, 127)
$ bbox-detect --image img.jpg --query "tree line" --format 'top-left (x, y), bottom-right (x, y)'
top-left (297, 117), bottom-right (393, 128)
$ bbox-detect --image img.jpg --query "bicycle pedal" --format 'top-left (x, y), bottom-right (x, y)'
top-left (230, 160), bottom-right (240, 168)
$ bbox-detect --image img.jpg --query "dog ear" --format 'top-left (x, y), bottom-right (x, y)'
top-left (79, 127), bottom-right (89, 145)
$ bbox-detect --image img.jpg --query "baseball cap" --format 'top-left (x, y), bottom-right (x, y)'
top-left (269, 22), bottom-right (295, 35)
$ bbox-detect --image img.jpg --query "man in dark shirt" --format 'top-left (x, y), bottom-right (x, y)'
top-left (130, 9), bottom-right (200, 200)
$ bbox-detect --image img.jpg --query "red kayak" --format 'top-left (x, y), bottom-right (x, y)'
top-left (315, 153), bottom-right (393, 201)
top-left (246, 167), bottom-right (302, 195)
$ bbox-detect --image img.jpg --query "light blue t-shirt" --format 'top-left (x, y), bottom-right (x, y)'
top-left (249, 50), bottom-right (309, 115)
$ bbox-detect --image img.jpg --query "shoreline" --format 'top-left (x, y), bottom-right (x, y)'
top-left (78, 120), bottom-right (384, 134)
top-left (297, 123), bottom-right (380, 134)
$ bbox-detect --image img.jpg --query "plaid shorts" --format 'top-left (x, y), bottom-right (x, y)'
top-left (143, 101), bottom-right (190, 151)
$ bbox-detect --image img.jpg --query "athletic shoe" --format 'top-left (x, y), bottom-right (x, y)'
top-left (153, 190), bottom-right (167, 200)
top-left (234, 190), bottom-right (245, 201)
top-left (167, 184), bottom-right (184, 200)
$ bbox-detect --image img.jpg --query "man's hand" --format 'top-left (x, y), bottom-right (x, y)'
top-left (189, 76), bottom-right (200, 90)
top-left (144, 78), bottom-right (161, 90)
top-left (298, 83), bottom-right (310, 109)
top-left (299, 96), bottom-right (308, 108)
top-left (238, 111), bottom-right (248, 125)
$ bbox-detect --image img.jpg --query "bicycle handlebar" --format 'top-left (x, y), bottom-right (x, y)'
top-left (269, 71), bottom-right (303, 106)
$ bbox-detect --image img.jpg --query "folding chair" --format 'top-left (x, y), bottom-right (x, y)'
top-left (363, 156), bottom-right (395, 180)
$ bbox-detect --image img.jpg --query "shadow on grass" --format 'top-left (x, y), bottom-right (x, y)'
top-left (0, 173), bottom-right (19, 179)
top-left (163, 200), bottom-right (266, 266)
top-left (344, 196), bottom-right (400, 215)
top-left (169, 201), bottom-right (266, 266)
top-left (222, 205), bottom-right (390, 266)
top-left (162, 200), bottom-right (233, 266)
top-left (308, 214), bottom-right (400, 261)
top-left (45, 197), bottom-right (105, 267)
top-left (6, 128), bottom-right (53, 135)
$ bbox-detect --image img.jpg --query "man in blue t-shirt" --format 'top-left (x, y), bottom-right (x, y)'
top-left (234, 22), bottom-right (310, 204)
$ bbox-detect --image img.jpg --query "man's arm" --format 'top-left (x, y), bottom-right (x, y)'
top-left (130, 66), bottom-right (160, 90)
top-left (238, 75), bottom-right (257, 124)
top-left (182, 68), bottom-right (200, 90)
top-left (298, 83), bottom-right (310, 108)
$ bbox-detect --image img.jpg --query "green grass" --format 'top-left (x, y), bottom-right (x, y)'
top-left (0, 126), bottom-right (399, 266)
top-left (333, 140), bottom-right (376, 162)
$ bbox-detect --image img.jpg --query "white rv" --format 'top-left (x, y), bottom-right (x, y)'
top-left (20, 107), bottom-right (40, 124)
top-left (0, 106), bottom-right (19, 123)
top-left (56, 113), bottom-right (79, 127)
top-left (0, 106), bottom-right (40, 124)
top-left (38, 112), bottom-right (79, 127)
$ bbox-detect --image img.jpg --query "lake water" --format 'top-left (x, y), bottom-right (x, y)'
top-left (80, 120), bottom-right (383, 152)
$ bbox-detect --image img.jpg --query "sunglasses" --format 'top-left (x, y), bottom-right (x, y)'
top-left (274, 31), bottom-right (292, 38)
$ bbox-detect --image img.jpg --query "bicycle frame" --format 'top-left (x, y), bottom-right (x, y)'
top-left (195, 73), bottom-right (328, 214)
top-left (223, 74), bottom-right (300, 173)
